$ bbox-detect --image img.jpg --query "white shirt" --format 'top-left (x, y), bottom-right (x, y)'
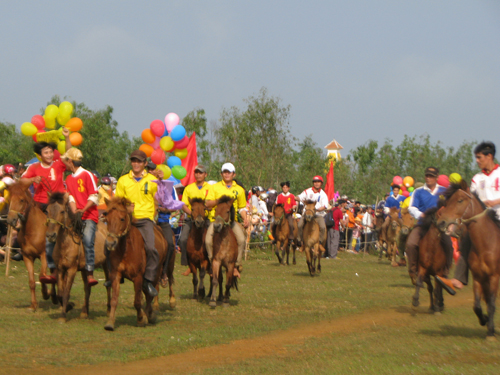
top-left (471, 164), bottom-right (500, 218)
top-left (297, 188), bottom-right (329, 217)
top-left (258, 200), bottom-right (268, 221)
top-left (362, 212), bottom-right (373, 233)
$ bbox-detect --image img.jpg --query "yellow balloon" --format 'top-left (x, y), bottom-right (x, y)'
top-left (401, 197), bottom-right (412, 209)
top-left (174, 148), bottom-right (188, 159)
top-left (160, 136), bottom-right (174, 152)
top-left (156, 164), bottom-right (172, 180)
top-left (57, 113), bottom-right (70, 126)
top-left (57, 141), bottom-right (66, 155)
top-left (449, 173), bottom-right (462, 184)
top-left (21, 122), bottom-right (38, 136)
top-left (44, 104), bottom-right (59, 120)
top-left (43, 115), bottom-right (56, 129)
top-left (59, 101), bottom-right (74, 117)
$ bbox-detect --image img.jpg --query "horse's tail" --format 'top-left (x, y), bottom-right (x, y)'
top-left (232, 273), bottom-right (239, 291)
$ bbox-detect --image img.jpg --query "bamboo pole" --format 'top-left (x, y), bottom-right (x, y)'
top-left (5, 225), bottom-right (12, 277)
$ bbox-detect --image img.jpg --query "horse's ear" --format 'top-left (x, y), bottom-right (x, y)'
top-left (47, 191), bottom-right (52, 198)
top-left (104, 197), bottom-right (110, 206)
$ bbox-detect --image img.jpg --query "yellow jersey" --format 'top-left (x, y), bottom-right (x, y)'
top-left (182, 181), bottom-right (213, 220)
top-left (115, 170), bottom-right (158, 221)
top-left (206, 180), bottom-right (246, 222)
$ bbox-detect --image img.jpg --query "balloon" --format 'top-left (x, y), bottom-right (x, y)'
top-left (59, 101), bottom-right (74, 117)
top-left (403, 176), bottom-right (414, 187)
top-left (57, 113), bottom-right (70, 126)
top-left (31, 115), bottom-right (45, 130)
top-left (160, 136), bottom-right (175, 152)
top-left (172, 165), bottom-right (187, 180)
top-left (170, 125), bottom-right (186, 142)
top-left (32, 129), bottom-right (46, 142)
top-left (151, 148), bottom-right (166, 165)
top-left (150, 120), bottom-right (165, 137)
top-left (449, 173), bottom-right (462, 184)
top-left (401, 197), bottom-right (412, 208)
top-left (139, 144), bottom-right (154, 157)
top-left (174, 135), bottom-right (189, 149)
top-left (57, 141), bottom-right (66, 154)
top-left (65, 117), bottom-right (83, 132)
top-left (164, 113), bottom-right (180, 132)
top-left (167, 156), bottom-right (182, 168)
top-left (402, 190), bottom-right (410, 198)
top-left (392, 176), bottom-right (403, 186)
top-left (174, 148), bottom-right (188, 159)
top-left (408, 186), bottom-right (414, 193)
top-left (69, 132), bottom-right (83, 146)
top-left (43, 115), bottom-right (56, 129)
top-left (162, 125), bottom-right (168, 137)
top-left (400, 185), bottom-right (407, 192)
top-left (44, 104), bottom-right (59, 119)
top-left (141, 129), bottom-right (156, 144)
top-left (148, 136), bottom-right (161, 150)
top-left (437, 174), bottom-right (449, 188)
top-left (21, 122), bottom-right (38, 136)
top-left (156, 164), bottom-right (172, 180)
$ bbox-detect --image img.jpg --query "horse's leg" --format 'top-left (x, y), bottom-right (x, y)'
top-left (305, 246), bottom-right (313, 276)
top-left (224, 264), bottom-right (233, 307)
top-left (191, 263), bottom-right (199, 300)
top-left (485, 275), bottom-right (498, 340)
top-left (434, 277), bottom-right (444, 313)
top-left (23, 256), bottom-right (38, 312)
top-left (198, 266), bottom-right (207, 299)
top-left (104, 273), bottom-right (122, 331)
top-left (80, 270), bottom-right (91, 319)
top-left (217, 268), bottom-right (224, 302)
top-left (472, 280), bottom-right (488, 327)
top-left (425, 276), bottom-right (436, 314)
top-left (39, 251), bottom-right (50, 301)
top-left (275, 241), bottom-right (283, 264)
top-left (282, 238), bottom-right (288, 265)
top-left (59, 268), bottom-right (77, 323)
top-left (134, 277), bottom-right (148, 327)
top-left (168, 256), bottom-right (176, 309)
top-left (412, 271), bottom-right (425, 309)
top-left (391, 243), bottom-right (398, 267)
top-left (317, 244), bottom-right (322, 274)
top-left (292, 241), bottom-right (296, 265)
top-left (209, 261), bottom-right (220, 308)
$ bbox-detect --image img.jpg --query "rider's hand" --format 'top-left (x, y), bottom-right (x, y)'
top-left (33, 176), bottom-right (42, 184)
top-left (157, 169), bottom-right (164, 179)
top-left (484, 200), bottom-right (495, 208)
top-left (62, 127), bottom-right (70, 137)
top-left (243, 218), bottom-right (249, 228)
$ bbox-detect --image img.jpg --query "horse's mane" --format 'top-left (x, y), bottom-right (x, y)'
top-left (48, 192), bottom-right (66, 205)
top-left (107, 196), bottom-right (132, 209)
top-left (416, 207), bottom-right (439, 232)
top-left (304, 199), bottom-right (316, 205)
top-left (273, 203), bottom-right (284, 214)
top-left (190, 197), bottom-right (205, 205)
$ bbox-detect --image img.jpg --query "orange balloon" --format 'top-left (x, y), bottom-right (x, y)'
top-left (141, 129), bottom-right (156, 144)
top-left (139, 143), bottom-right (154, 157)
top-left (69, 132), bottom-right (83, 146)
top-left (65, 117), bottom-right (83, 132)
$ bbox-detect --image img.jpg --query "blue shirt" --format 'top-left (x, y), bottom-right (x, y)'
top-left (408, 184), bottom-right (446, 220)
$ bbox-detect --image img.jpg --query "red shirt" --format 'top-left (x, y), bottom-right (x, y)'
top-left (22, 151), bottom-right (66, 204)
top-left (65, 167), bottom-right (99, 223)
top-left (332, 207), bottom-right (343, 231)
top-left (277, 192), bottom-right (296, 214)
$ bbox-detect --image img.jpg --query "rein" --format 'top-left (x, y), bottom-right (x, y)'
top-left (453, 190), bottom-right (488, 225)
top-left (275, 211), bottom-right (285, 225)
top-left (46, 206), bottom-right (82, 245)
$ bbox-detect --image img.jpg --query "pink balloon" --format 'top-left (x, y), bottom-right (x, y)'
top-left (151, 148), bottom-right (166, 165)
top-left (392, 176), bottom-right (403, 186)
top-left (174, 135), bottom-right (189, 149)
top-left (165, 113), bottom-right (180, 132)
top-left (31, 115), bottom-right (46, 130)
top-left (150, 119), bottom-right (165, 137)
top-left (148, 136), bottom-right (161, 150)
top-left (437, 174), bottom-right (449, 188)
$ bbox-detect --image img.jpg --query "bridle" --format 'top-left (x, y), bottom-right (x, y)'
top-left (450, 190), bottom-right (489, 225)
top-left (106, 209), bottom-right (131, 243)
top-left (214, 214), bottom-right (231, 227)
top-left (46, 203), bottom-right (82, 245)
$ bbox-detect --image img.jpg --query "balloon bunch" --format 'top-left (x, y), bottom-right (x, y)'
top-left (139, 113), bottom-right (188, 180)
top-left (392, 175), bottom-right (414, 198)
top-left (20, 102), bottom-right (84, 153)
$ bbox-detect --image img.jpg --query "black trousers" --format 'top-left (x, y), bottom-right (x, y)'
top-left (159, 221), bottom-right (176, 275)
top-left (134, 219), bottom-right (159, 282)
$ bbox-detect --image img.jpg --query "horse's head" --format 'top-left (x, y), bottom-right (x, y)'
top-left (213, 195), bottom-right (234, 233)
top-left (388, 207), bottom-right (401, 231)
top-left (103, 197), bottom-right (132, 251)
top-left (189, 198), bottom-right (207, 229)
top-left (400, 207), bottom-right (415, 236)
top-left (6, 181), bottom-right (32, 229)
top-left (45, 192), bottom-right (70, 243)
top-left (273, 204), bottom-right (285, 224)
top-left (303, 200), bottom-right (316, 222)
top-left (437, 180), bottom-right (476, 236)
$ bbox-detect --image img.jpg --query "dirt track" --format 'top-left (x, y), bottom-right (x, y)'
top-left (15, 290), bottom-right (475, 375)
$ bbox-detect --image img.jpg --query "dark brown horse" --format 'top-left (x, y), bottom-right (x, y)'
top-left (186, 198), bottom-right (210, 300)
top-left (102, 197), bottom-right (170, 331)
top-left (6, 181), bottom-right (57, 311)
top-left (375, 208), bottom-right (387, 259)
top-left (437, 181), bottom-right (500, 340)
top-left (209, 195), bottom-right (238, 308)
top-left (45, 192), bottom-right (110, 322)
top-left (411, 207), bottom-right (447, 314)
top-left (302, 200), bottom-right (323, 276)
top-left (272, 203), bottom-right (298, 265)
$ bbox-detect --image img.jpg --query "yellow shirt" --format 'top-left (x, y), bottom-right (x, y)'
top-left (206, 180), bottom-right (246, 222)
top-left (115, 170), bottom-right (158, 221)
top-left (182, 181), bottom-right (214, 221)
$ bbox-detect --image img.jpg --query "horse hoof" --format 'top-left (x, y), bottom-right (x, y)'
top-left (293, 261), bottom-right (296, 265)
top-left (57, 317), bottom-right (67, 324)
top-left (42, 294), bottom-right (50, 301)
top-left (149, 313), bottom-right (157, 325)
top-left (391, 263), bottom-right (399, 267)
top-left (169, 299), bottom-right (176, 309)
top-left (153, 304), bottom-right (160, 312)
top-left (486, 335), bottom-right (497, 342)
top-left (223, 302), bottom-right (230, 308)
top-left (209, 301), bottom-right (216, 308)
top-left (433, 311), bottom-right (441, 316)
top-left (80, 312), bottom-right (88, 319)
top-left (137, 318), bottom-right (148, 327)
top-left (66, 302), bottom-right (75, 313)
top-left (27, 306), bottom-right (37, 313)
top-left (104, 323), bottom-right (115, 331)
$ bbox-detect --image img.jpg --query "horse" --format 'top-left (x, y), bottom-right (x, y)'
top-left (102, 197), bottom-right (171, 331)
top-left (272, 203), bottom-right (298, 265)
top-left (397, 207), bottom-right (417, 267)
top-left (411, 207), bottom-right (447, 314)
top-left (6, 181), bottom-right (57, 311)
top-left (45, 192), bottom-right (110, 322)
top-left (302, 200), bottom-right (324, 276)
top-left (374, 208), bottom-right (387, 259)
top-left (186, 198), bottom-right (210, 300)
top-left (384, 207), bottom-right (403, 267)
top-left (437, 180), bottom-right (500, 340)
top-left (209, 195), bottom-right (238, 308)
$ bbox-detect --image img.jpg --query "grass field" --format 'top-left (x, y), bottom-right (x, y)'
top-left (1, 248), bottom-right (499, 374)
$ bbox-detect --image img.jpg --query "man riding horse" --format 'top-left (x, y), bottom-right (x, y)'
top-left (271, 181), bottom-right (297, 246)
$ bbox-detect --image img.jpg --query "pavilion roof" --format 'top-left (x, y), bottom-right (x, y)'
top-left (324, 139), bottom-right (344, 150)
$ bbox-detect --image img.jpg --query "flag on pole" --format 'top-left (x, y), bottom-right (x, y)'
top-left (181, 132), bottom-right (198, 186)
top-left (324, 161), bottom-right (335, 201)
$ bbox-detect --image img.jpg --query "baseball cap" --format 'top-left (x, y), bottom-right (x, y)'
top-left (194, 165), bottom-right (207, 173)
top-left (312, 175), bottom-right (323, 183)
top-left (130, 150), bottom-right (147, 162)
top-left (147, 161), bottom-right (157, 170)
top-left (424, 167), bottom-right (439, 177)
top-left (221, 162), bottom-right (235, 173)
top-left (62, 148), bottom-right (83, 161)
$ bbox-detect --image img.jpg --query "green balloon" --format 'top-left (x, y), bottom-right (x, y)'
top-left (172, 165), bottom-right (187, 180)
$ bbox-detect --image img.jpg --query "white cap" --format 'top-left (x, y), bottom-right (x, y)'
top-left (221, 162), bottom-right (235, 173)
top-left (207, 180), bottom-right (217, 185)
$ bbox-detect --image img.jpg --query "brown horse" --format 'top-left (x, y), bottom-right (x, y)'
top-left (302, 200), bottom-right (323, 276)
top-left (6, 181), bottom-right (57, 311)
top-left (397, 207), bottom-right (416, 267)
top-left (45, 192), bottom-right (110, 322)
top-left (102, 197), bottom-right (171, 331)
top-left (186, 198), bottom-right (210, 300)
top-left (437, 181), bottom-right (500, 339)
top-left (272, 203), bottom-right (298, 265)
top-left (411, 207), bottom-right (447, 314)
top-left (385, 207), bottom-right (403, 267)
top-left (374, 208), bottom-right (387, 259)
top-left (209, 195), bottom-right (238, 308)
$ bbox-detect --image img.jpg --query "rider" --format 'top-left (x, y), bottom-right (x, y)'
top-left (179, 165), bottom-right (212, 277)
top-left (21, 128), bottom-right (72, 283)
top-left (383, 185), bottom-right (405, 215)
top-left (405, 167), bottom-right (453, 286)
top-left (62, 148), bottom-right (99, 286)
top-left (97, 176), bottom-right (114, 212)
top-left (205, 163), bottom-right (248, 277)
top-left (439, 141), bottom-right (500, 293)
top-left (114, 149), bottom-right (162, 297)
top-left (271, 181), bottom-right (297, 245)
top-left (295, 176), bottom-right (329, 247)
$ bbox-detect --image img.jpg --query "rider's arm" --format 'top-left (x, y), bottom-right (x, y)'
top-left (62, 127), bottom-right (72, 153)
top-left (407, 190), bottom-right (423, 219)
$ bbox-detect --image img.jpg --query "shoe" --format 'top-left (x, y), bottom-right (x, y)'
top-left (435, 276), bottom-right (456, 296)
top-left (160, 273), bottom-right (168, 288)
top-left (104, 277), bottom-right (125, 288)
top-left (398, 259), bottom-right (407, 267)
top-left (10, 252), bottom-right (23, 261)
top-left (40, 274), bottom-right (57, 284)
top-left (142, 280), bottom-right (158, 298)
top-left (181, 268), bottom-right (191, 277)
top-left (87, 276), bottom-right (98, 287)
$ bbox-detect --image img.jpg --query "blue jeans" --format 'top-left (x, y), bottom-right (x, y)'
top-left (82, 220), bottom-right (97, 271)
top-left (46, 239), bottom-right (56, 270)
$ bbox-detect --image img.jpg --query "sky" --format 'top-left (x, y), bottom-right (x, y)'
top-left (1, 1), bottom-right (499, 158)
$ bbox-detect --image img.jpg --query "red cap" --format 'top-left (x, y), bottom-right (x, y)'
top-left (312, 176), bottom-right (323, 183)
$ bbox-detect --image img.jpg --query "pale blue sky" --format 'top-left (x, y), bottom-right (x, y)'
top-left (1, 1), bottom-right (499, 156)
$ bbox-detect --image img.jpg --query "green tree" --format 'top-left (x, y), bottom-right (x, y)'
top-left (290, 135), bottom-right (329, 194)
top-left (182, 108), bottom-right (211, 168)
top-left (0, 122), bottom-right (34, 165)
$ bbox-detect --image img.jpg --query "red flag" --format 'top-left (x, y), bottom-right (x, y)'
top-left (324, 161), bottom-right (335, 201)
top-left (181, 132), bottom-right (198, 186)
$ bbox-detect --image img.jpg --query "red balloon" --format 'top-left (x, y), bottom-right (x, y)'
top-left (150, 120), bottom-right (165, 138)
top-left (392, 176), bottom-right (403, 186)
top-left (31, 115), bottom-right (46, 130)
top-left (150, 148), bottom-right (166, 165)
top-left (174, 135), bottom-right (189, 149)
top-left (400, 185), bottom-right (407, 192)
top-left (437, 174), bottom-right (449, 188)
top-left (402, 190), bottom-right (410, 198)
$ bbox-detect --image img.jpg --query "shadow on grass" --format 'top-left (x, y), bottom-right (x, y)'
top-left (419, 325), bottom-right (486, 339)
top-left (389, 284), bottom-right (414, 288)
top-left (293, 272), bottom-right (318, 277)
